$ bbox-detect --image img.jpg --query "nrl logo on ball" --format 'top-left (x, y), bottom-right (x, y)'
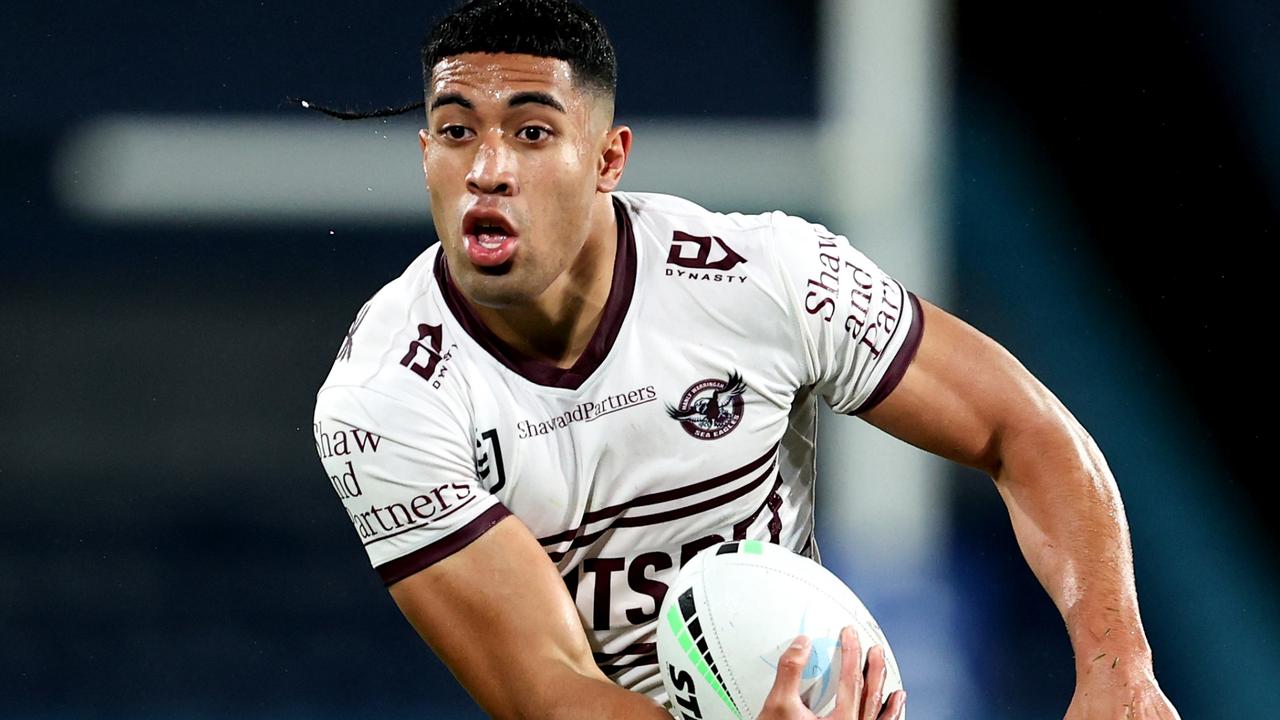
top-left (667, 371), bottom-right (747, 440)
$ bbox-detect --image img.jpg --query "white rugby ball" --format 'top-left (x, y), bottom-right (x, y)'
top-left (655, 540), bottom-right (903, 720)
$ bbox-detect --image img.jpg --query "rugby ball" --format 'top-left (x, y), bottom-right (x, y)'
top-left (655, 540), bottom-right (903, 720)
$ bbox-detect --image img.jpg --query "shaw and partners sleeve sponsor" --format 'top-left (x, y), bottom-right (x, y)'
top-left (314, 420), bottom-right (479, 545)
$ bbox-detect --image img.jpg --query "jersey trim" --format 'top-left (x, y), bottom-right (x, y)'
top-left (375, 503), bottom-right (512, 586)
top-left (537, 442), bottom-right (779, 559)
top-left (595, 642), bottom-right (659, 675)
top-left (361, 491), bottom-right (484, 547)
top-left (851, 291), bottom-right (926, 415)
top-left (433, 195), bottom-right (638, 390)
top-left (544, 458), bottom-right (777, 562)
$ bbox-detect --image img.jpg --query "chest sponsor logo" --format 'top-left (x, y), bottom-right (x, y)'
top-left (517, 384), bottom-right (658, 439)
top-left (398, 322), bottom-right (458, 388)
top-left (543, 445), bottom-right (787, 638)
top-left (667, 371), bottom-right (746, 440)
top-left (564, 535), bottom-right (744, 633)
top-left (665, 231), bottom-right (748, 284)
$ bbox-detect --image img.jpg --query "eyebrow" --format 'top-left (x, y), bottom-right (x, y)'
top-left (430, 92), bottom-right (473, 112)
top-left (428, 90), bottom-right (567, 114)
top-left (508, 91), bottom-right (566, 113)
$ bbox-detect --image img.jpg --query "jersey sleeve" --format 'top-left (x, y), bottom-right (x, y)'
top-left (313, 385), bottom-right (510, 585)
top-left (768, 213), bottom-right (925, 415)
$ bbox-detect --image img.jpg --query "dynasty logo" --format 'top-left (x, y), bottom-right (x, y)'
top-left (665, 231), bottom-right (748, 284)
top-left (667, 371), bottom-right (747, 440)
top-left (398, 322), bottom-right (457, 388)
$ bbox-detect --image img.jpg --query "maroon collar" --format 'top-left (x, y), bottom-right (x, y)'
top-left (433, 196), bottom-right (638, 390)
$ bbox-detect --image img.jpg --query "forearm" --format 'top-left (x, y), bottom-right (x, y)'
top-left (859, 301), bottom-right (1177, 714)
top-left (429, 634), bottom-right (672, 720)
top-left (387, 517), bottom-right (673, 720)
top-left (523, 668), bottom-right (673, 720)
top-left (992, 409), bottom-right (1152, 676)
top-left (403, 606), bottom-right (672, 720)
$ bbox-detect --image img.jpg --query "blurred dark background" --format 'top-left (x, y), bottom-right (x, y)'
top-left (2, 1), bottom-right (1276, 718)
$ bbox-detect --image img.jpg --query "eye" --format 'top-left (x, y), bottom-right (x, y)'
top-left (440, 125), bottom-right (472, 141)
top-left (517, 126), bottom-right (552, 143)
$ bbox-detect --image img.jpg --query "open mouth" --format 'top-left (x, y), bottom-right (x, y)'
top-left (462, 209), bottom-right (519, 268)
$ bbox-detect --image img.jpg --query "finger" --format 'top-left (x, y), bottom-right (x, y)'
top-left (764, 635), bottom-right (811, 710)
top-left (860, 644), bottom-right (888, 720)
top-left (877, 690), bottom-right (906, 720)
top-left (831, 626), bottom-right (864, 720)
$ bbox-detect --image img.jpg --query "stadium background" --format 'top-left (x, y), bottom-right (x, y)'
top-left (2, 0), bottom-right (1276, 717)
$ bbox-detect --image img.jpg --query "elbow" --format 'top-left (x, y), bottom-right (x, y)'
top-left (987, 388), bottom-right (1105, 487)
top-left (506, 664), bottom-right (615, 720)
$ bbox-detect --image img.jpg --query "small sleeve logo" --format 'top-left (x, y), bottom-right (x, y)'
top-left (398, 323), bottom-right (457, 388)
top-left (474, 427), bottom-right (507, 493)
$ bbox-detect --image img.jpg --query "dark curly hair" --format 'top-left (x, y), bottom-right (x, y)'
top-left (423, 0), bottom-right (616, 99)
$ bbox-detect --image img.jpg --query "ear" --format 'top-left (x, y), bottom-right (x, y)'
top-left (596, 125), bottom-right (632, 193)
top-left (419, 128), bottom-right (431, 190)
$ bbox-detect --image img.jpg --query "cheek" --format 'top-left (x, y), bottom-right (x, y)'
top-left (544, 148), bottom-right (599, 204)
top-left (425, 155), bottom-right (452, 191)
top-left (519, 155), bottom-right (585, 223)
top-left (426, 146), bottom-right (471, 186)
top-left (541, 170), bottom-right (593, 235)
top-left (426, 159), bottom-right (469, 213)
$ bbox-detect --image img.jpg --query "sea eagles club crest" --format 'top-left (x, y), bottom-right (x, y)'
top-left (667, 371), bottom-right (747, 440)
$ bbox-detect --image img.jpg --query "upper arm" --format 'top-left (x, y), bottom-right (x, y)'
top-left (313, 386), bottom-right (667, 720)
top-left (314, 385), bottom-right (508, 582)
top-left (858, 298), bottom-right (1070, 475)
top-left (388, 514), bottom-right (611, 720)
top-left (764, 216), bottom-right (1065, 474)
top-left (312, 387), bottom-right (592, 717)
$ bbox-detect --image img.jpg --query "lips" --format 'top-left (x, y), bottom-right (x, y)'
top-left (462, 208), bottom-right (519, 267)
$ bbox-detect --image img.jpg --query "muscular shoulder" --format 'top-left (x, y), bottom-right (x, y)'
top-left (616, 191), bottom-right (843, 274)
top-left (617, 191), bottom-right (777, 250)
top-left (316, 244), bottom-right (468, 429)
top-left (618, 191), bottom-right (852, 322)
top-left (616, 192), bottom-right (920, 412)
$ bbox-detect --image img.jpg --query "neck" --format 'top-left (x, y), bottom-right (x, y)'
top-left (471, 195), bottom-right (619, 369)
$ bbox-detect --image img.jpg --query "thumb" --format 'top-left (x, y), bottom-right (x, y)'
top-left (767, 636), bottom-right (812, 703)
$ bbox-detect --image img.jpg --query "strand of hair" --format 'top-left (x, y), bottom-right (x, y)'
top-left (286, 97), bottom-right (425, 121)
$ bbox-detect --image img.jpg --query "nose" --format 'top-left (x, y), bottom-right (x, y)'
top-left (466, 130), bottom-right (517, 196)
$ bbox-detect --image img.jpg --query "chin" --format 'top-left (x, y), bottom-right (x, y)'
top-left (456, 268), bottom-right (538, 309)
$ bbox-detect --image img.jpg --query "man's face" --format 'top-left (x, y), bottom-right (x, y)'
top-left (422, 52), bottom-right (614, 309)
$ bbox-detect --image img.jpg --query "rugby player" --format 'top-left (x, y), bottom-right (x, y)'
top-left (311, 1), bottom-right (1180, 718)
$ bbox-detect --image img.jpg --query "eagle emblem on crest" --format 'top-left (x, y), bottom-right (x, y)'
top-left (667, 371), bottom-right (747, 440)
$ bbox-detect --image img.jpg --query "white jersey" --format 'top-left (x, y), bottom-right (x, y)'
top-left (313, 191), bottom-right (923, 704)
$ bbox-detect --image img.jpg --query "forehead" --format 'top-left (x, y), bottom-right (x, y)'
top-left (429, 53), bottom-right (579, 103)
